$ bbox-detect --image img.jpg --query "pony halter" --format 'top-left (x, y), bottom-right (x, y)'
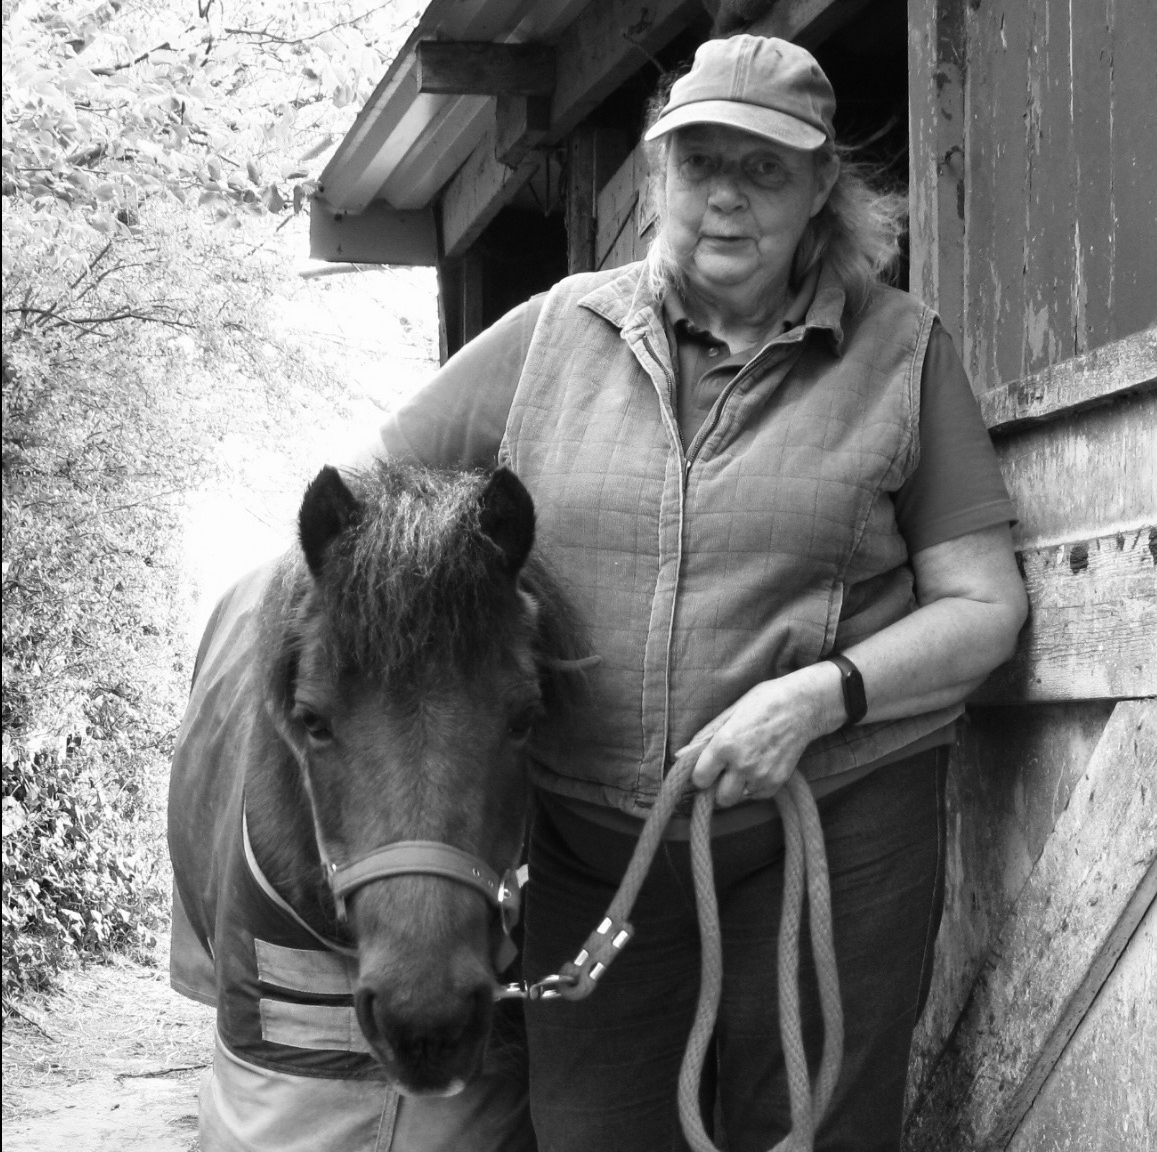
top-left (327, 840), bottom-right (521, 934)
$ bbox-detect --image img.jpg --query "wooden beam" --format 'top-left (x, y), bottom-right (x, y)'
top-left (495, 94), bottom-right (552, 167)
top-left (747, 0), bottom-right (874, 47)
top-left (903, 699), bottom-right (1157, 1152)
top-left (440, 118), bottom-right (544, 261)
top-left (972, 528), bottom-right (1157, 704)
top-left (440, 0), bottom-right (700, 259)
top-left (566, 125), bottom-right (597, 273)
top-left (415, 41), bottom-right (557, 97)
top-left (982, 328), bottom-right (1157, 435)
top-left (309, 199), bottom-right (437, 266)
top-left (461, 249), bottom-right (485, 346)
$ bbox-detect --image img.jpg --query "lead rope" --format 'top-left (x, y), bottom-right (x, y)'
top-left (558, 750), bottom-right (843, 1151)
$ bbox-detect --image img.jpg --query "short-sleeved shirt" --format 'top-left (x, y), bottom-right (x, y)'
top-left (366, 281), bottom-right (1016, 824)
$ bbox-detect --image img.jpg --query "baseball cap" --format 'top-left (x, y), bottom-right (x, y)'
top-left (643, 35), bottom-right (836, 151)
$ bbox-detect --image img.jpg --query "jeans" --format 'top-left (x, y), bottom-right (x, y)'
top-left (522, 749), bottom-right (947, 1152)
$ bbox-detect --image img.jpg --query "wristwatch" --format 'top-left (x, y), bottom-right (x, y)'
top-left (827, 653), bottom-right (867, 728)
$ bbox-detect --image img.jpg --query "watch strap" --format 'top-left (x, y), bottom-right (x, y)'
top-left (827, 653), bottom-right (867, 728)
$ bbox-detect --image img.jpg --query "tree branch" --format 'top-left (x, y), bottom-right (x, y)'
top-left (223, 2), bottom-right (398, 47)
top-left (3, 307), bottom-right (195, 336)
top-left (89, 42), bottom-right (173, 77)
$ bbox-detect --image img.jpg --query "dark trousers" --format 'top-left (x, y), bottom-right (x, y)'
top-left (522, 749), bottom-right (947, 1152)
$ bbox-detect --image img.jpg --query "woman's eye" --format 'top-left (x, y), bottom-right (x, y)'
top-left (746, 158), bottom-right (787, 187)
top-left (679, 152), bottom-right (719, 180)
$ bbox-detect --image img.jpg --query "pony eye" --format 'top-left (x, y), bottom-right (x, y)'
top-left (507, 709), bottom-right (536, 741)
top-left (295, 707), bottom-right (333, 741)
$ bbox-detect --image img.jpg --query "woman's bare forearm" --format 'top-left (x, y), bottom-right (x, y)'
top-left (689, 525), bottom-right (1028, 804)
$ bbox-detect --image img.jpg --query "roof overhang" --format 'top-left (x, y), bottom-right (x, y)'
top-left (311, 0), bottom-right (704, 266)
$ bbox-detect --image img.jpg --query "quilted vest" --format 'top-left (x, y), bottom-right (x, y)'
top-left (502, 262), bottom-right (962, 819)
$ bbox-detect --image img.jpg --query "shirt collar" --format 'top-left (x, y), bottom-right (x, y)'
top-left (579, 258), bottom-right (847, 353)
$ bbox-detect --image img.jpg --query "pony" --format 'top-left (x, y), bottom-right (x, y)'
top-left (168, 461), bottom-right (589, 1144)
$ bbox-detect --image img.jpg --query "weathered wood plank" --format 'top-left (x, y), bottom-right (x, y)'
top-left (973, 528), bottom-right (1157, 704)
top-left (1069, 0), bottom-right (1117, 354)
top-left (1110, 0), bottom-right (1157, 339)
top-left (982, 328), bottom-right (1157, 434)
top-left (962, 2), bottom-right (1157, 388)
top-left (415, 41), bottom-right (556, 96)
top-left (905, 702), bottom-right (1118, 1119)
top-left (747, 0), bottom-right (873, 47)
top-left (440, 0), bottom-right (698, 258)
top-left (1022, 0), bottom-right (1077, 375)
top-left (994, 388), bottom-right (1156, 550)
top-left (903, 699), bottom-right (1157, 1152)
top-left (1005, 900), bottom-right (1156, 1152)
top-left (594, 143), bottom-right (650, 270)
top-left (907, 0), bottom-right (965, 349)
top-left (960, 1), bottom-right (1029, 390)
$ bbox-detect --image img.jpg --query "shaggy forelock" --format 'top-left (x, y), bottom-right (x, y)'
top-left (308, 462), bottom-right (521, 686)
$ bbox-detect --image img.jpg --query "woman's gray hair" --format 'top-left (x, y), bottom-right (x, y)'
top-left (641, 81), bottom-right (908, 314)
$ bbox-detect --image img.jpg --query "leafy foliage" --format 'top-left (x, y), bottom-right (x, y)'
top-left (2, 0), bottom-right (433, 1000)
top-left (3, 0), bottom-right (418, 237)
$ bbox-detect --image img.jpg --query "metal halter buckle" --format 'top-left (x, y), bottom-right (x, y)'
top-left (493, 973), bottom-right (577, 1002)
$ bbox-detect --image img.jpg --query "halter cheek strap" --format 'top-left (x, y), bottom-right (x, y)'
top-left (327, 841), bottom-right (522, 935)
top-left (263, 700), bottom-right (523, 977)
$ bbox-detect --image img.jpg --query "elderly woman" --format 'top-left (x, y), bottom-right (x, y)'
top-left (371, 34), bottom-right (1026, 1152)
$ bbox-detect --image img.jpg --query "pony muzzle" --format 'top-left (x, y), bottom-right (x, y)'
top-left (354, 979), bottom-right (492, 1095)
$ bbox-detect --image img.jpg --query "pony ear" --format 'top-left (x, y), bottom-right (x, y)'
top-left (479, 467), bottom-right (535, 575)
top-left (299, 466), bottom-right (361, 578)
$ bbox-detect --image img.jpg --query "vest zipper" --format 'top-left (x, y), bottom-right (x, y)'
top-left (641, 332), bottom-right (685, 780)
top-left (642, 333), bottom-right (687, 478)
top-left (685, 340), bottom-right (784, 471)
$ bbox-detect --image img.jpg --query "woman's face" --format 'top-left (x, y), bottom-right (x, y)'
top-left (663, 124), bottom-right (835, 311)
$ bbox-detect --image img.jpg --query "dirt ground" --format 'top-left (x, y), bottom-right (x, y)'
top-left (2, 940), bottom-right (216, 1151)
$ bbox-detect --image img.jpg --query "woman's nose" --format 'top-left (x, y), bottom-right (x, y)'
top-left (705, 168), bottom-right (747, 209)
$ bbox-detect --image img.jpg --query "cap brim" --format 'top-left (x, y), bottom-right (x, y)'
top-left (643, 100), bottom-right (827, 150)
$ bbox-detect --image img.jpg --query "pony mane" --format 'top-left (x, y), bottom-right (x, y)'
top-left (300, 460), bottom-right (589, 694)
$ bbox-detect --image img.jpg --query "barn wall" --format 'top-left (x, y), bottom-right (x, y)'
top-left (905, 0), bottom-right (1156, 1146)
top-left (1005, 900), bottom-right (1156, 1152)
top-left (961, 0), bottom-right (1157, 388)
top-left (905, 701), bottom-right (1117, 1101)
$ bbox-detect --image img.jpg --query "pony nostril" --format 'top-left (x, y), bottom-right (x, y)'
top-left (370, 989), bottom-right (489, 1072)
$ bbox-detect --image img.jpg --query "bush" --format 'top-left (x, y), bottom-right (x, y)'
top-left (2, 0), bottom-right (435, 1003)
top-left (2, 740), bottom-right (165, 999)
top-left (0, 197), bottom-right (403, 999)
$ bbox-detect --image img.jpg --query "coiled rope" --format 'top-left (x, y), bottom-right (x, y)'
top-left (557, 750), bottom-right (844, 1151)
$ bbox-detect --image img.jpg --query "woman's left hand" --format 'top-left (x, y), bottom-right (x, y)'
top-left (679, 665), bottom-right (842, 807)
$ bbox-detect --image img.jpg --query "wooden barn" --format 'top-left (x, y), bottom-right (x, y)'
top-left (313, 1), bottom-right (1156, 1147)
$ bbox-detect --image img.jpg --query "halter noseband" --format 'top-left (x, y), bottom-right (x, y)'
top-left (327, 840), bottom-right (521, 933)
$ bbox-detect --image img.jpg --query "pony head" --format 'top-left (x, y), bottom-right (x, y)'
top-left (279, 461), bottom-right (577, 1095)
